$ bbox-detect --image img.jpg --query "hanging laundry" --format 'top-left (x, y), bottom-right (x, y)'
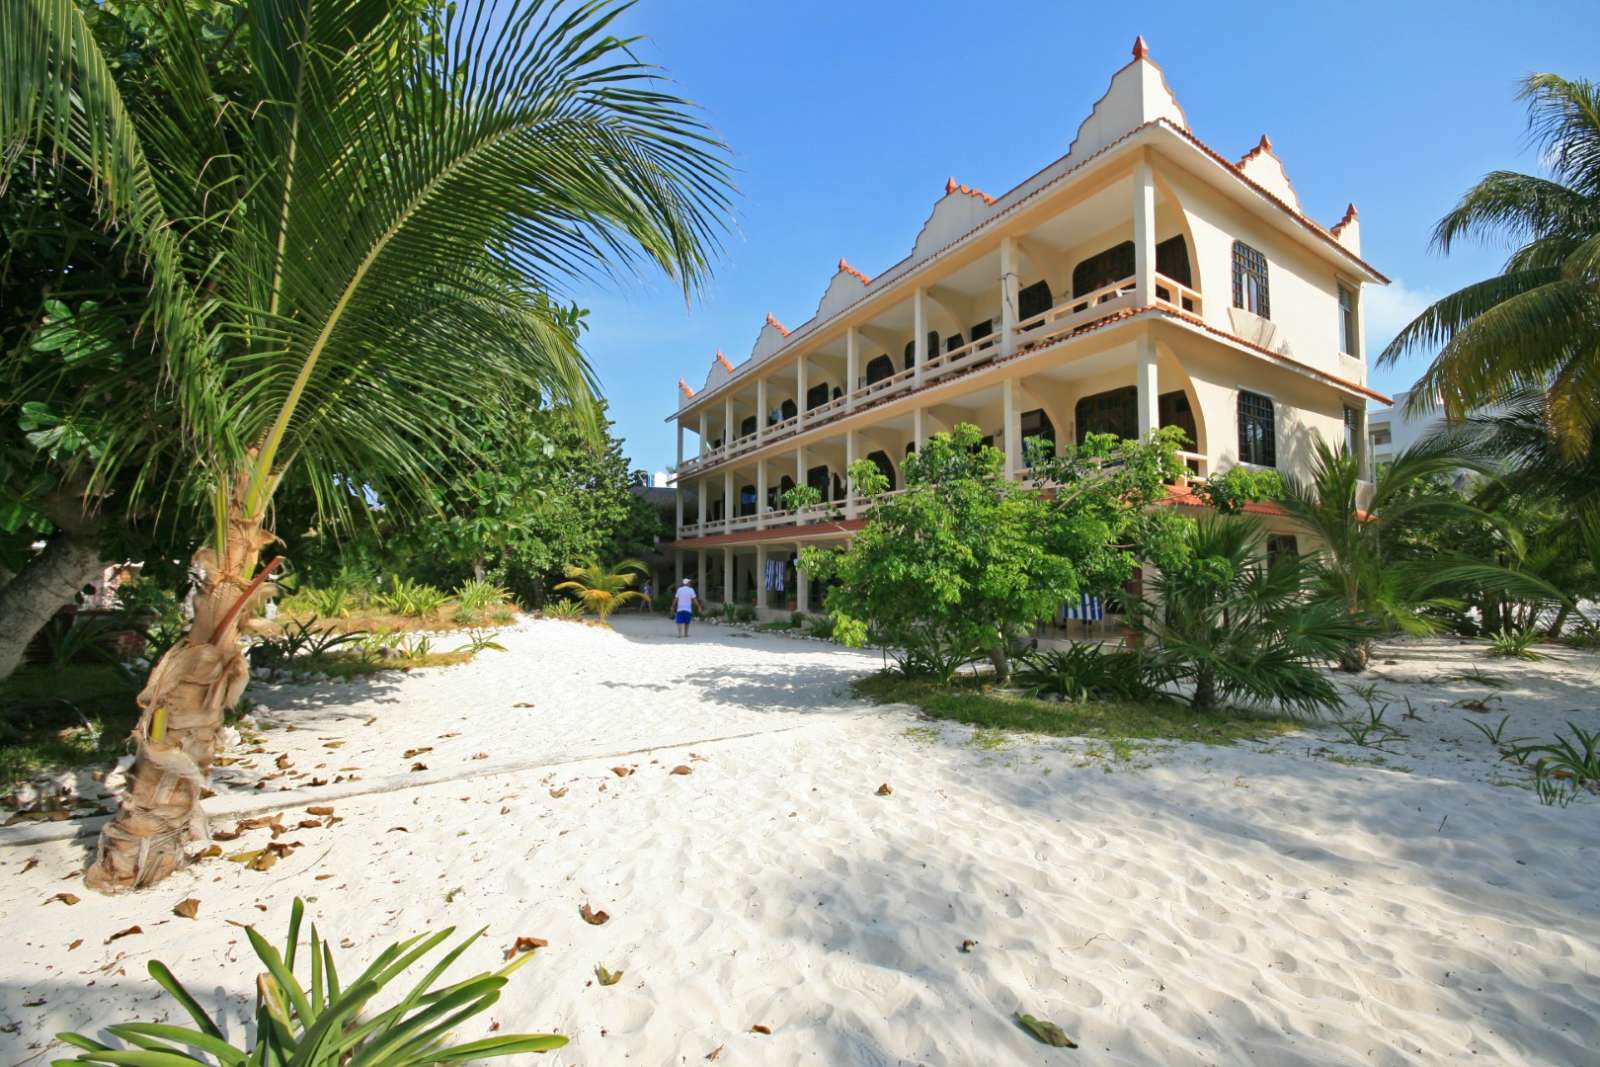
top-left (1061, 593), bottom-right (1103, 622)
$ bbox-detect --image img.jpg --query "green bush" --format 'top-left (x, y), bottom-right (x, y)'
top-left (1488, 626), bottom-right (1546, 660)
top-left (541, 598), bottom-right (586, 620)
top-left (1015, 642), bottom-right (1167, 702)
top-left (51, 897), bottom-right (564, 1065)
top-left (734, 605), bottom-right (756, 623)
top-left (455, 578), bottom-right (513, 613)
top-left (378, 578), bottom-right (451, 618)
top-left (805, 614), bottom-right (837, 639)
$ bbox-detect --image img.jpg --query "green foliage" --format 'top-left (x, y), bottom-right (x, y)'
top-left (1193, 466), bottom-right (1282, 513)
top-left (1139, 516), bottom-right (1361, 717)
top-left (1014, 643), bottom-right (1166, 702)
top-left (781, 484), bottom-right (824, 512)
top-left (541, 599), bottom-right (587, 621)
top-left (552, 559), bottom-right (647, 622)
top-left (734, 605), bottom-right (756, 624)
top-left (1488, 626), bottom-right (1547, 660)
top-left (454, 580), bottom-right (513, 614)
top-left (853, 674), bottom-right (1297, 747)
top-left (0, 664), bottom-right (140, 792)
top-left (1380, 73), bottom-right (1600, 452)
top-left (805, 614), bottom-right (837, 640)
top-left (378, 579), bottom-right (452, 619)
top-left (51, 897), bottom-right (565, 1065)
top-left (249, 619), bottom-right (369, 672)
top-left (801, 424), bottom-right (1187, 682)
top-left (1509, 723), bottom-right (1600, 790)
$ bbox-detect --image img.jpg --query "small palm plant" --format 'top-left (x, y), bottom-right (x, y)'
top-left (552, 560), bottom-right (649, 622)
top-left (51, 898), bottom-right (564, 1065)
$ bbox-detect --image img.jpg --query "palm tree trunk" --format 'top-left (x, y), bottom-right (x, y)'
top-left (1338, 640), bottom-right (1371, 673)
top-left (0, 528), bottom-right (105, 679)
top-left (1193, 665), bottom-right (1217, 711)
top-left (85, 474), bottom-right (274, 893)
top-left (1546, 603), bottom-right (1571, 640)
top-left (0, 489), bottom-right (106, 679)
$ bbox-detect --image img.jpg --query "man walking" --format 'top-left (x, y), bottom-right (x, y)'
top-left (672, 578), bottom-right (700, 638)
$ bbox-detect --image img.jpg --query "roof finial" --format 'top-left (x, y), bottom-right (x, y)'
top-left (1331, 203), bottom-right (1359, 236)
top-left (764, 312), bottom-right (790, 337)
top-left (837, 258), bottom-right (872, 285)
top-left (945, 176), bottom-right (958, 195)
top-left (715, 350), bottom-right (734, 372)
top-left (678, 377), bottom-right (695, 399)
top-left (1132, 35), bottom-right (1149, 60)
top-left (1257, 133), bottom-right (1273, 153)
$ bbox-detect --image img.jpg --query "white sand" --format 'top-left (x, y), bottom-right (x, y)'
top-left (2, 618), bottom-right (1599, 1065)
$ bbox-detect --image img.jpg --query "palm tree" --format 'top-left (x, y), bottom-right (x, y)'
top-left (1138, 515), bottom-right (1357, 718)
top-left (1380, 74), bottom-right (1600, 455)
top-left (1278, 437), bottom-right (1566, 669)
top-left (2, 0), bottom-right (730, 891)
top-left (552, 559), bottom-right (649, 621)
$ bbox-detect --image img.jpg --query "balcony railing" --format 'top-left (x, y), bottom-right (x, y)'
top-left (676, 274), bottom-right (1201, 477)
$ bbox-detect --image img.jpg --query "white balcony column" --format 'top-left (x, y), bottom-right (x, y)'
top-left (755, 542), bottom-right (768, 612)
top-left (913, 407), bottom-right (926, 452)
top-left (796, 358), bottom-right (809, 429)
top-left (1000, 236), bottom-right (1019, 357)
top-left (1133, 157), bottom-right (1156, 306)
top-left (913, 287), bottom-right (928, 386)
top-left (756, 378), bottom-right (768, 441)
top-left (845, 428), bottom-right (858, 516)
top-left (1002, 378), bottom-right (1021, 478)
top-left (724, 395), bottom-right (735, 445)
top-left (674, 482), bottom-right (684, 533)
top-left (1135, 333), bottom-right (1159, 440)
top-left (697, 479), bottom-right (707, 528)
top-left (756, 460), bottom-right (768, 528)
top-left (698, 412), bottom-right (708, 457)
top-left (723, 469), bottom-right (734, 524)
top-left (846, 327), bottom-right (860, 409)
top-left (794, 542), bottom-right (810, 613)
top-left (722, 548), bottom-right (734, 607)
top-left (794, 445), bottom-right (806, 502)
top-left (676, 422), bottom-right (684, 469)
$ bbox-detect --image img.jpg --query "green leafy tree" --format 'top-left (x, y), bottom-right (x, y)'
top-left (552, 559), bottom-right (649, 621)
top-left (800, 424), bottom-right (1189, 683)
top-left (1381, 74), bottom-right (1600, 454)
top-left (3, 0), bottom-right (730, 890)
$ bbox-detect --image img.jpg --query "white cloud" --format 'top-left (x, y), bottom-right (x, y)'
top-left (1364, 278), bottom-right (1441, 360)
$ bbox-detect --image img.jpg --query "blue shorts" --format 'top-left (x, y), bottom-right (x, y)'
top-left (675, 610), bottom-right (692, 624)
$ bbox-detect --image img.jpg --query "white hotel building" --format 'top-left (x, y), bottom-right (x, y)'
top-left (665, 38), bottom-right (1388, 618)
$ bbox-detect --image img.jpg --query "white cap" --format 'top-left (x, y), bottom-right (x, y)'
top-left (682, 578), bottom-right (691, 585)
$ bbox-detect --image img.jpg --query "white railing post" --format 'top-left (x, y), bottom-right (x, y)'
top-left (723, 469), bottom-right (734, 526)
top-left (1000, 236), bottom-right (1019, 357)
top-left (697, 479), bottom-right (707, 530)
top-left (846, 327), bottom-right (860, 409)
top-left (913, 287), bottom-right (927, 387)
top-left (756, 378), bottom-right (768, 442)
top-left (1002, 378), bottom-right (1020, 478)
top-left (796, 357), bottom-right (808, 430)
top-left (1133, 157), bottom-right (1156, 307)
top-left (845, 428), bottom-right (858, 517)
top-left (723, 395), bottom-right (734, 450)
top-left (756, 461), bottom-right (768, 529)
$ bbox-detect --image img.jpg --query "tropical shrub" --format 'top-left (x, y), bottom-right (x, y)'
top-left (1488, 626), bottom-right (1546, 660)
top-left (800, 424), bottom-right (1190, 682)
top-left (806, 614), bottom-right (837, 639)
top-left (782, 484), bottom-right (824, 512)
top-left (541, 598), bottom-right (586, 621)
top-left (552, 560), bottom-right (648, 621)
top-left (1138, 516), bottom-right (1360, 717)
top-left (249, 619), bottom-right (368, 671)
top-left (455, 579), bottom-right (513, 614)
top-left (1015, 643), bottom-right (1167, 702)
top-left (378, 579), bottom-right (452, 619)
top-left (51, 898), bottom-right (564, 1065)
top-left (734, 605), bottom-right (757, 624)
top-left (280, 586), bottom-right (353, 619)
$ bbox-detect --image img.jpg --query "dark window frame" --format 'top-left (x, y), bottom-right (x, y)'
top-left (1238, 390), bottom-right (1276, 467)
top-left (1232, 240), bottom-right (1270, 318)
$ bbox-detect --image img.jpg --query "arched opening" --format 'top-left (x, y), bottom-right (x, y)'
top-left (779, 398), bottom-right (797, 422)
top-left (1017, 280), bottom-right (1053, 327)
top-left (866, 449), bottom-right (897, 492)
top-left (866, 354), bottom-right (894, 385)
top-left (738, 484), bottom-right (756, 517)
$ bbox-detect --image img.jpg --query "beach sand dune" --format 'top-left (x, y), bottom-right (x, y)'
top-left (2, 618), bottom-right (1597, 1065)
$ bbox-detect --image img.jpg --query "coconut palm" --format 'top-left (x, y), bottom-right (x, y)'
top-left (1138, 516), bottom-right (1357, 718)
top-left (552, 559), bottom-right (648, 621)
top-left (2, 0), bottom-right (729, 890)
top-left (1278, 436), bottom-right (1567, 669)
top-left (1380, 74), bottom-right (1600, 455)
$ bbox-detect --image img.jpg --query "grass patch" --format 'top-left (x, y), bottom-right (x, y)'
top-left (1327, 753), bottom-right (1412, 772)
top-left (250, 605), bottom-right (514, 638)
top-left (0, 664), bottom-right (140, 793)
top-left (301, 650), bottom-right (475, 678)
top-left (854, 673), bottom-right (1299, 748)
top-left (901, 725), bottom-right (940, 745)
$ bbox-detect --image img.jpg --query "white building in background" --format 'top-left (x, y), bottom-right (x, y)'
top-left (665, 37), bottom-right (1390, 618)
top-left (1367, 388), bottom-right (1500, 466)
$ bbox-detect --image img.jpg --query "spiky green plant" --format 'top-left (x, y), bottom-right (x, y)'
top-left (378, 579), bottom-right (452, 619)
top-left (454, 580), bottom-right (513, 614)
top-left (1488, 626), bottom-right (1547, 660)
top-left (541, 597), bottom-right (587, 620)
top-left (552, 559), bottom-right (648, 621)
top-left (50, 898), bottom-right (564, 1065)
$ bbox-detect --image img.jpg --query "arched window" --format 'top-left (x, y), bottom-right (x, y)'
top-left (739, 484), bottom-right (757, 516)
top-left (866, 450), bottom-right (897, 491)
top-left (1238, 390), bottom-right (1276, 467)
top-left (739, 415), bottom-right (757, 438)
top-left (903, 340), bottom-right (915, 371)
top-left (1073, 242), bottom-right (1134, 296)
top-left (866, 354), bottom-right (894, 385)
top-left (1232, 241), bottom-right (1270, 318)
top-left (779, 398), bottom-right (797, 421)
top-left (1017, 280), bottom-right (1053, 326)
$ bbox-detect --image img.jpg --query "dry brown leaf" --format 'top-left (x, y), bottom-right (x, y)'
top-left (670, 765), bottom-right (693, 776)
top-left (388, 826), bottom-right (409, 833)
top-left (875, 783), bottom-right (893, 796)
top-left (248, 850), bottom-right (279, 872)
top-left (960, 938), bottom-right (977, 953)
top-left (579, 902), bottom-right (609, 926)
top-left (67, 939), bottom-right (82, 951)
top-left (402, 747), bottom-right (433, 759)
top-left (297, 819), bottom-right (323, 829)
top-left (306, 805), bottom-right (335, 816)
top-left (513, 701), bottom-right (536, 708)
top-left (212, 828), bottom-right (241, 841)
top-left (471, 752), bottom-right (489, 760)
top-left (199, 844), bottom-right (223, 859)
top-left (22, 857), bottom-right (39, 873)
top-left (438, 731), bottom-right (461, 739)
top-left (610, 766), bottom-right (633, 778)
top-left (499, 806), bottom-right (510, 815)
top-left (409, 762), bottom-right (428, 772)
top-left (750, 1024), bottom-right (772, 1035)
top-left (105, 925), bottom-right (142, 944)
top-left (548, 788), bottom-right (568, 799)
top-left (174, 898), bottom-right (200, 919)
top-left (503, 936), bottom-right (549, 960)
top-left (275, 754), bottom-right (292, 770)
top-left (45, 892), bottom-right (79, 906)
top-left (308, 777), bottom-right (328, 787)
top-left (323, 740), bottom-right (344, 749)
top-left (705, 1045), bottom-right (724, 1061)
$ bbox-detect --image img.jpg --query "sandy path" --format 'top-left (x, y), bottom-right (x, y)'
top-left (2, 619), bottom-right (1598, 1065)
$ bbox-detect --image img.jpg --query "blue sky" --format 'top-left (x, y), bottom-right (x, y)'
top-left (568, 0), bottom-right (1598, 474)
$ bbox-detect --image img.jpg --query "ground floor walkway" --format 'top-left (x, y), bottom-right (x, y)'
top-left (2, 620), bottom-right (1597, 1065)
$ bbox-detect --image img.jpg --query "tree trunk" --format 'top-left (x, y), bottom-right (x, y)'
top-left (0, 503), bottom-right (105, 680)
top-left (1338, 640), bottom-right (1370, 673)
top-left (1545, 603), bottom-right (1571, 641)
top-left (1193, 666), bottom-right (1216, 711)
top-left (85, 473), bottom-right (274, 893)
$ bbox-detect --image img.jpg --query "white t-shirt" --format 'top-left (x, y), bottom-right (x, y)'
top-left (673, 586), bottom-right (696, 612)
